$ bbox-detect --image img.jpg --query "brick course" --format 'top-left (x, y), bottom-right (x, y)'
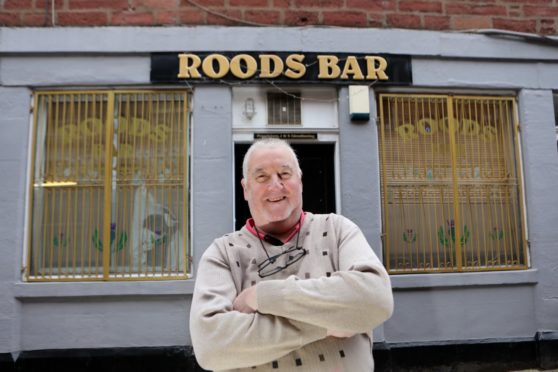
top-left (244, 10), bottom-right (282, 25)
top-left (322, 10), bottom-right (367, 27)
top-left (111, 11), bottom-right (155, 26)
top-left (493, 17), bottom-right (537, 33)
top-left (0, 0), bottom-right (556, 35)
top-left (57, 11), bottom-right (108, 26)
top-left (387, 13), bottom-right (422, 29)
top-left (399, 1), bottom-right (443, 14)
top-left (452, 15), bottom-right (492, 30)
top-left (68, 0), bottom-right (129, 11)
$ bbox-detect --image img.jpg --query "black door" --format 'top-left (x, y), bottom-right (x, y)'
top-left (234, 143), bottom-right (336, 230)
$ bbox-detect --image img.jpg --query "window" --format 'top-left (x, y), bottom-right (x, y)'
top-left (27, 90), bottom-right (190, 281)
top-left (267, 92), bottom-right (301, 125)
top-left (378, 94), bottom-right (527, 274)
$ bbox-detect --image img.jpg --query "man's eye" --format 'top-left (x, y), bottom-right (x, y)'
top-left (256, 175), bottom-right (267, 182)
top-left (280, 172), bottom-right (292, 179)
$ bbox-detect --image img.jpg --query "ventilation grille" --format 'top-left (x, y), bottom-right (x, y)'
top-left (267, 92), bottom-right (301, 125)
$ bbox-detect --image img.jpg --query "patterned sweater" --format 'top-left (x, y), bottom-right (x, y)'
top-left (190, 213), bottom-right (393, 372)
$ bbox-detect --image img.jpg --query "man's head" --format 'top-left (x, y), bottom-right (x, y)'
top-left (241, 139), bottom-right (303, 236)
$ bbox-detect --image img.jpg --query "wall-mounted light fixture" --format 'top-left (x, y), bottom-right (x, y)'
top-left (243, 98), bottom-right (256, 120)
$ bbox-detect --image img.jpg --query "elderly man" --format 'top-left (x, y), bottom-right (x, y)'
top-left (190, 139), bottom-right (393, 371)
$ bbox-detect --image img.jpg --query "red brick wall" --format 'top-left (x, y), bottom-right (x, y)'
top-left (1, 0), bottom-right (557, 35)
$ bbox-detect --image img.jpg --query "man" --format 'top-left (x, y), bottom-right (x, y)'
top-left (190, 139), bottom-right (393, 371)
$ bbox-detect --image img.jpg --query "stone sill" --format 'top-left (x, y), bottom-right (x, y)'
top-left (390, 268), bottom-right (538, 289)
top-left (13, 279), bottom-right (195, 299)
top-left (13, 269), bottom-right (539, 299)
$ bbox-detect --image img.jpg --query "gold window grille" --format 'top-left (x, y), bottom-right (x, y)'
top-left (378, 94), bottom-right (528, 274)
top-left (267, 92), bottom-right (301, 125)
top-left (27, 90), bottom-right (190, 281)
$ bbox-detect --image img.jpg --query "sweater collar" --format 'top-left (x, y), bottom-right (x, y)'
top-left (245, 211), bottom-right (306, 245)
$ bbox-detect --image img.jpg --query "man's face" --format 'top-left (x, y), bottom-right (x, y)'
top-left (241, 146), bottom-right (303, 234)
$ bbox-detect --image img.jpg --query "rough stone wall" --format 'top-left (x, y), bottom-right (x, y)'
top-left (0, 0), bottom-right (557, 35)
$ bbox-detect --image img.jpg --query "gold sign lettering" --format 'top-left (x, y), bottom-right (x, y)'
top-left (395, 118), bottom-right (497, 142)
top-left (176, 53), bottom-right (392, 81)
top-left (365, 56), bottom-right (388, 80)
top-left (340, 56), bottom-right (364, 80)
top-left (177, 54), bottom-right (202, 78)
top-left (58, 117), bottom-right (170, 145)
top-left (417, 118), bottom-right (437, 135)
top-left (259, 54), bottom-right (284, 78)
top-left (461, 119), bottom-right (480, 135)
top-left (396, 123), bottom-right (419, 142)
top-left (230, 54), bottom-right (258, 79)
top-left (284, 54), bottom-right (306, 79)
top-left (480, 126), bottom-right (497, 142)
top-left (202, 54), bottom-right (229, 78)
top-left (317, 55), bottom-right (341, 79)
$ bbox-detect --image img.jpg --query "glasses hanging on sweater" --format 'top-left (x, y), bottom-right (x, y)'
top-left (255, 222), bottom-right (307, 278)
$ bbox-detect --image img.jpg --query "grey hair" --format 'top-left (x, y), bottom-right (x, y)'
top-left (242, 138), bottom-right (302, 179)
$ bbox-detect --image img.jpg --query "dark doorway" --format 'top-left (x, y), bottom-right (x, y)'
top-left (234, 143), bottom-right (336, 230)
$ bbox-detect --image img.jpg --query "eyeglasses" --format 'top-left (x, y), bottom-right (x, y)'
top-left (257, 246), bottom-right (307, 278)
top-left (255, 220), bottom-right (306, 278)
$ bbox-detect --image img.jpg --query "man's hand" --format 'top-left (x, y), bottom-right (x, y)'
top-left (233, 286), bottom-right (258, 313)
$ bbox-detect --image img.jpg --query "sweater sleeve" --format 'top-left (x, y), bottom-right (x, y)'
top-left (256, 216), bottom-right (394, 334)
top-left (189, 242), bottom-right (327, 371)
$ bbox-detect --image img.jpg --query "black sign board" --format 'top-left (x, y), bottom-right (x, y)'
top-left (151, 51), bottom-right (412, 85)
top-left (254, 133), bottom-right (318, 140)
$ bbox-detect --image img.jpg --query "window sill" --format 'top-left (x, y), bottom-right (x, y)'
top-left (13, 269), bottom-right (539, 298)
top-left (13, 279), bottom-right (195, 299)
top-left (390, 268), bottom-right (538, 290)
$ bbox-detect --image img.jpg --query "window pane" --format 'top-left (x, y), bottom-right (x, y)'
top-left (30, 93), bottom-right (108, 279)
top-left (453, 97), bottom-right (525, 270)
top-left (111, 92), bottom-right (188, 278)
top-left (380, 95), bottom-right (458, 272)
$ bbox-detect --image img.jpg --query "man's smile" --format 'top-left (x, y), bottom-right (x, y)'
top-left (267, 196), bottom-right (287, 203)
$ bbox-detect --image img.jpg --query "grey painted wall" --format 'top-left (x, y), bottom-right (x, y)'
top-left (518, 89), bottom-right (558, 333)
top-left (0, 26), bottom-right (557, 355)
top-left (19, 296), bottom-right (191, 350)
top-left (0, 87), bottom-right (32, 355)
top-left (387, 284), bottom-right (538, 343)
top-left (192, 86), bottom-right (234, 272)
top-left (338, 87), bottom-right (383, 252)
top-left (338, 87), bottom-right (385, 342)
top-left (2, 27), bottom-right (558, 61)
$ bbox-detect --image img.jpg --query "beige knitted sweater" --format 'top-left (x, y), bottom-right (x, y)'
top-left (190, 212), bottom-right (393, 372)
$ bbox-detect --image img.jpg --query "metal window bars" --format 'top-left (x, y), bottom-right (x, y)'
top-left (267, 92), bottom-right (302, 125)
top-left (378, 94), bottom-right (528, 274)
top-left (27, 90), bottom-right (190, 281)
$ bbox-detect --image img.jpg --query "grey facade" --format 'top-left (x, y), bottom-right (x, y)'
top-left (1, 27), bottom-right (557, 369)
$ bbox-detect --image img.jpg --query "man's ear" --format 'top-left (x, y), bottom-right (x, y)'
top-left (241, 178), bottom-right (248, 201)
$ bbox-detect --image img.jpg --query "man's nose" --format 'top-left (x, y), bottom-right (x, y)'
top-left (268, 174), bottom-right (284, 188)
